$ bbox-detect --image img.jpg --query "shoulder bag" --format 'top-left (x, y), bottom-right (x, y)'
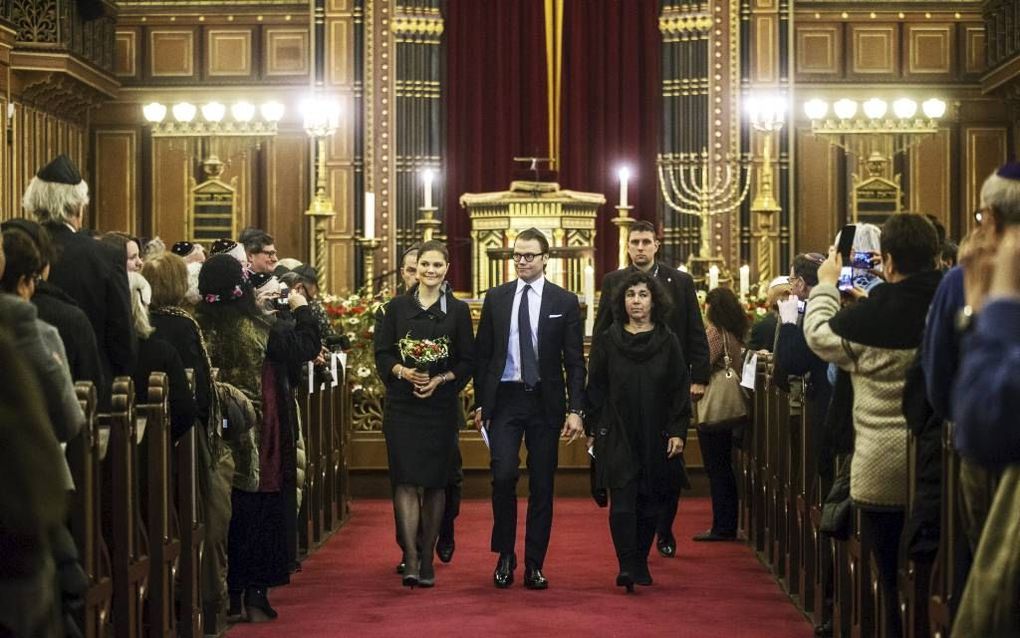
top-left (696, 332), bottom-right (749, 430)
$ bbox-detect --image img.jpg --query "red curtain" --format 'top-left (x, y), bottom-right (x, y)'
top-left (559, 0), bottom-right (662, 278)
top-left (444, 0), bottom-right (550, 290)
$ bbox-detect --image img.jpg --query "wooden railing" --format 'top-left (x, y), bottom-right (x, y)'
top-left (66, 360), bottom-right (350, 637)
top-left (743, 355), bottom-right (967, 637)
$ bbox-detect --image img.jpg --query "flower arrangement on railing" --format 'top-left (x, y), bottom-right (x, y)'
top-left (321, 289), bottom-right (388, 401)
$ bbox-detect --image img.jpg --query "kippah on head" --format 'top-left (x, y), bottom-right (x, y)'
top-left (995, 162), bottom-right (1020, 181)
top-left (292, 264), bottom-right (318, 285)
top-left (36, 154), bottom-right (83, 185)
top-left (210, 238), bottom-right (237, 254)
top-left (171, 241), bottom-right (195, 257)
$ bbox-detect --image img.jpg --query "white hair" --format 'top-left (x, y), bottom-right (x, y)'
top-left (21, 177), bottom-right (90, 225)
top-left (184, 261), bottom-right (202, 305)
top-left (276, 257), bottom-right (303, 271)
top-left (980, 172), bottom-right (1020, 225)
top-left (143, 236), bottom-right (167, 261)
top-left (834, 222), bottom-right (882, 255)
top-left (127, 271), bottom-right (154, 338)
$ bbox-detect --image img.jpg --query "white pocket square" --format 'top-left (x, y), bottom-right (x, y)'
top-left (548, 313), bottom-right (563, 318)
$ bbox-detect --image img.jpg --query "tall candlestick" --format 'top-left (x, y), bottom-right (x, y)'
top-left (618, 166), bottom-right (630, 208)
top-left (364, 192), bottom-right (376, 240)
top-left (584, 263), bottom-right (595, 337)
top-left (739, 264), bottom-right (750, 298)
top-left (708, 265), bottom-right (720, 291)
top-left (423, 169), bottom-right (434, 210)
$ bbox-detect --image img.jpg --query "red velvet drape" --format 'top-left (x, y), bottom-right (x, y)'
top-left (444, 0), bottom-right (550, 290)
top-left (558, 0), bottom-right (662, 279)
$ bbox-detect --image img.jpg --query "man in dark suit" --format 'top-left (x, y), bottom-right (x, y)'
top-left (474, 227), bottom-right (586, 590)
top-left (592, 220), bottom-right (710, 558)
top-left (22, 155), bottom-right (135, 391)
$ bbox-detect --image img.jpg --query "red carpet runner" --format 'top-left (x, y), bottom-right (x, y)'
top-left (228, 498), bottom-right (812, 638)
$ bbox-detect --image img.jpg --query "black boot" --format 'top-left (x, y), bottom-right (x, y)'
top-left (633, 556), bottom-right (653, 586)
top-left (226, 590), bottom-right (243, 623)
top-left (610, 512), bottom-right (638, 593)
top-left (243, 586), bottom-right (278, 622)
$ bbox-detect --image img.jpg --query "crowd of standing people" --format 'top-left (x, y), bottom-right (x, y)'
top-left (6, 151), bottom-right (1020, 637)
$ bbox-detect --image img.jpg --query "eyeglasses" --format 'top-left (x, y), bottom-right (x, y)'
top-left (511, 252), bottom-right (545, 263)
top-left (255, 249), bottom-right (278, 258)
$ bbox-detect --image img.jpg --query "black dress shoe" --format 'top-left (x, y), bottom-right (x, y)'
top-left (692, 529), bottom-right (737, 542)
top-left (656, 534), bottom-right (676, 558)
top-left (493, 553), bottom-right (516, 589)
top-left (813, 619), bottom-right (833, 637)
top-left (396, 561), bottom-right (406, 575)
top-left (523, 567), bottom-right (548, 590)
top-left (436, 541), bottom-right (455, 564)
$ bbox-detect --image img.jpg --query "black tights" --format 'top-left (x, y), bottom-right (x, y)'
top-left (609, 482), bottom-right (658, 574)
top-left (393, 485), bottom-right (445, 578)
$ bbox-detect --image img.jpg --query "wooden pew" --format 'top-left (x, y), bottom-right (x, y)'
top-left (298, 368), bottom-right (322, 554)
top-left (750, 355), bottom-right (770, 554)
top-left (929, 420), bottom-right (961, 637)
top-left (176, 371), bottom-right (204, 638)
top-left (105, 377), bottom-right (149, 638)
top-left (137, 372), bottom-right (180, 638)
top-left (795, 378), bottom-right (817, 616)
top-left (69, 381), bottom-right (113, 638)
top-left (900, 422), bottom-right (930, 638)
top-left (336, 362), bottom-right (352, 524)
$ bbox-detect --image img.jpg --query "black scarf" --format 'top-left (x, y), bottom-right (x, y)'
top-left (607, 322), bottom-right (674, 363)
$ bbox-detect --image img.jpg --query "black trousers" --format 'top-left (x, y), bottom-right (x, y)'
top-left (489, 383), bottom-right (559, 569)
top-left (609, 481), bottom-right (657, 571)
top-left (857, 507), bottom-right (905, 637)
top-left (698, 427), bottom-right (738, 536)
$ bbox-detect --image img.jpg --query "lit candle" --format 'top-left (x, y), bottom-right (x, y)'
top-left (739, 264), bottom-right (750, 298)
top-left (678, 264), bottom-right (688, 273)
top-left (364, 192), bottom-right (375, 239)
top-left (584, 264), bottom-right (595, 337)
top-left (708, 265), bottom-right (720, 291)
top-left (618, 166), bottom-right (630, 208)
top-left (423, 169), bottom-right (434, 209)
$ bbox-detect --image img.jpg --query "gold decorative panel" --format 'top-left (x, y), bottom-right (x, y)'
top-left (906, 25), bottom-right (952, 76)
top-left (327, 20), bottom-right (353, 86)
top-left (327, 0), bottom-right (354, 12)
top-left (207, 29), bottom-right (252, 78)
top-left (965, 127), bottom-right (1008, 234)
top-left (264, 28), bottom-right (309, 77)
top-left (115, 30), bottom-right (137, 78)
top-left (795, 130), bottom-right (839, 254)
top-left (796, 25), bottom-right (842, 77)
top-left (908, 129), bottom-right (950, 226)
top-left (752, 0), bottom-right (777, 8)
top-left (754, 15), bottom-right (777, 83)
top-left (151, 139), bottom-right (190, 240)
top-left (965, 27), bottom-right (987, 75)
top-left (149, 30), bottom-right (195, 78)
top-left (266, 134), bottom-right (309, 262)
top-left (93, 131), bottom-right (137, 234)
top-left (850, 25), bottom-right (898, 76)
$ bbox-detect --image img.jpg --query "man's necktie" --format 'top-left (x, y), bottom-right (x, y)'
top-left (519, 284), bottom-right (540, 387)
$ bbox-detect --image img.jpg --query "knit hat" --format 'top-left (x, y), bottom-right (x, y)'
top-left (291, 264), bottom-right (318, 286)
top-left (199, 254), bottom-right (246, 303)
top-left (172, 241), bottom-right (196, 257)
top-left (36, 154), bottom-right (83, 185)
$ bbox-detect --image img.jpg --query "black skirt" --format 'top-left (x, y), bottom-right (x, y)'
top-left (227, 489), bottom-right (290, 589)
top-left (383, 393), bottom-right (459, 489)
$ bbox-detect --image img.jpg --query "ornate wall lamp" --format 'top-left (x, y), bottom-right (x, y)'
top-left (803, 97), bottom-right (946, 150)
top-left (746, 94), bottom-right (786, 286)
top-left (142, 100), bottom-right (285, 242)
top-left (301, 96), bottom-right (342, 291)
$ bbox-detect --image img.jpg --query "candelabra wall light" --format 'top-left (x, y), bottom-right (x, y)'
top-left (142, 100), bottom-right (285, 137)
top-left (803, 97), bottom-right (947, 151)
top-left (302, 97), bottom-right (342, 291)
top-left (746, 94), bottom-right (786, 286)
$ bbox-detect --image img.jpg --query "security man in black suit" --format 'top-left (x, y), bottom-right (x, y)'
top-left (474, 227), bottom-right (586, 590)
top-left (22, 155), bottom-right (135, 399)
top-left (592, 220), bottom-right (710, 558)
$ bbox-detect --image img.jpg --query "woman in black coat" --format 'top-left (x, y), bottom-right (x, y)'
top-left (585, 270), bottom-right (691, 592)
top-left (373, 240), bottom-right (474, 589)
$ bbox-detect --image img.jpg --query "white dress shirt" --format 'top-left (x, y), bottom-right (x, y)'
top-left (501, 275), bottom-right (544, 382)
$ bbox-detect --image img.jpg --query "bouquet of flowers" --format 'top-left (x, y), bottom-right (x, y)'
top-left (398, 333), bottom-right (451, 372)
top-left (321, 289), bottom-right (387, 385)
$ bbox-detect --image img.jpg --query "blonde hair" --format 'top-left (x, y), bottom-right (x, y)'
top-left (22, 177), bottom-right (90, 225)
top-left (127, 271), bottom-right (155, 339)
top-left (142, 252), bottom-right (189, 309)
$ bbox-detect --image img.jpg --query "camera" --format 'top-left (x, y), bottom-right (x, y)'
top-left (324, 334), bottom-right (351, 351)
top-left (274, 283), bottom-right (290, 309)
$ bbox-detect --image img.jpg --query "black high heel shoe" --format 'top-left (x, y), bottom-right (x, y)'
top-left (402, 557), bottom-right (420, 588)
top-left (418, 561), bottom-right (435, 588)
top-left (616, 572), bottom-right (635, 593)
top-left (243, 586), bottom-right (278, 622)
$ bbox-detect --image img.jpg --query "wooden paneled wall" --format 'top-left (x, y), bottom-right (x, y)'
top-left (90, 3), bottom-right (354, 288)
top-left (792, 4), bottom-right (1009, 253)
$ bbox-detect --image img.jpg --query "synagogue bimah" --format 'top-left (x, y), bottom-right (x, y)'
top-left (461, 181), bottom-right (605, 298)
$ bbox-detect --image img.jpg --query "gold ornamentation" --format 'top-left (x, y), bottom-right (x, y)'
top-left (659, 14), bottom-right (713, 35)
top-left (390, 16), bottom-right (444, 36)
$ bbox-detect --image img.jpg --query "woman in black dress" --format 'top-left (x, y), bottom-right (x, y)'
top-left (586, 270), bottom-right (692, 592)
top-left (374, 240), bottom-right (474, 588)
